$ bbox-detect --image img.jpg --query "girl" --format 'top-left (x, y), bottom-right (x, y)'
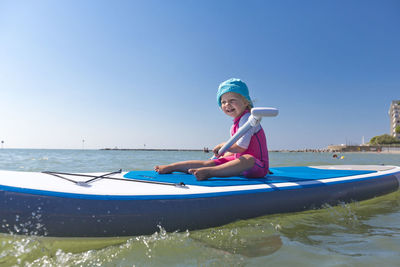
top-left (155, 78), bottom-right (269, 180)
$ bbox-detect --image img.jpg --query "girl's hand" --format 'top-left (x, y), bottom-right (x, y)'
top-left (212, 143), bottom-right (225, 158)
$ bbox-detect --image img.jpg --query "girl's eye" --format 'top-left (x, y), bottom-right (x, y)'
top-left (222, 98), bottom-right (238, 105)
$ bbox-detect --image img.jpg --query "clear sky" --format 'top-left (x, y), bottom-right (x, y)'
top-left (1, 0), bottom-right (399, 150)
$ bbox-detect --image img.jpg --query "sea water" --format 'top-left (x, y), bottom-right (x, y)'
top-left (0, 149), bottom-right (400, 266)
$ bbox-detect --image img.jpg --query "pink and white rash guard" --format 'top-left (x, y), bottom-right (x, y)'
top-left (214, 110), bottom-right (269, 177)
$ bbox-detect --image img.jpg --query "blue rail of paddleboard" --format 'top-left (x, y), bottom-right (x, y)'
top-left (124, 167), bottom-right (376, 187)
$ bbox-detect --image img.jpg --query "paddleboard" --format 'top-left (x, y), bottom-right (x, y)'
top-left (0, 165), bottom-right (399, 237)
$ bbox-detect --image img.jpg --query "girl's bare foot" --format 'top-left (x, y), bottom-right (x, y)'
top-left (188, 167), bottom-right (213, 181)
top-left (154, 165), bottom-right (173, 174)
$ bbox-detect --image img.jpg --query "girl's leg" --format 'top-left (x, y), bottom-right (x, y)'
top-left (155, 160), bottom-right (216, 174)
top-left (189, 155), bottom-right (255, 180)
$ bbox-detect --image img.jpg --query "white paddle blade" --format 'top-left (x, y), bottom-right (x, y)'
top-left (251, 107), bottom-right (279, 118)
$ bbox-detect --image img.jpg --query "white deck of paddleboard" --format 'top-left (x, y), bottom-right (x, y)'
top-left (0, 165), bottom-right (399, 197)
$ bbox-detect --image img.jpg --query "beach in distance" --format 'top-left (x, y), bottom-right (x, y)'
top-left (101, 147), bottom-right (400, 154)
top-left (1, 149), bottom-right (400, 266)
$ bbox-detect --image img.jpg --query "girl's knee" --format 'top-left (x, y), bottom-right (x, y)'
top-left (239, 155), bottom-right (255, 166)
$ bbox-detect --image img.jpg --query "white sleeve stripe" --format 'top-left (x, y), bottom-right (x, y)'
top-left (236, 113), bottom-right (261, 149)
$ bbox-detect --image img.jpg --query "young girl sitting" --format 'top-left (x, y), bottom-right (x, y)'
top-left (155, 78), bottom-right (269, 180)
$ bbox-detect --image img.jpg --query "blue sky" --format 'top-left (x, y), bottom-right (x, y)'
top-left (1, 0), bottom-right (399, 150)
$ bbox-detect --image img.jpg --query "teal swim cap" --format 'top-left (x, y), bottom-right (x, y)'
top-left (217, 78), bottom-right (253, 107)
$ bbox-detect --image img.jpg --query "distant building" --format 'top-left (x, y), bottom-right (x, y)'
top-left (389, 100), bottom-right (400, 140)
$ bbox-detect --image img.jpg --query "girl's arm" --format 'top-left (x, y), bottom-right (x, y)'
top-left (213, 143), bottom-right (246, 158)
top-left (226, 143), bottom-right (247, 153)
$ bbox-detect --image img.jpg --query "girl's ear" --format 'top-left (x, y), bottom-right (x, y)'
top-left (245, 99), bottom-right (252, 110)
top-left (239, 95), bottom-right (251, 110)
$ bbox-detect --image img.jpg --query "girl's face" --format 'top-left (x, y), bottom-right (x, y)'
top-left (220, 92), bottom-right (248, 118)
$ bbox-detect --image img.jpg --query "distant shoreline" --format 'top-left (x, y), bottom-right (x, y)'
top-left (270, 150), bottom-right (400, 154)
top-left (100, 148), bottom-right (400, 154)
top-left (100, 148), bottom-right (205, 152)
top-left (1, 148), bottom-right (399, 154)
top-left (101, 148), bottom-right (329, 152)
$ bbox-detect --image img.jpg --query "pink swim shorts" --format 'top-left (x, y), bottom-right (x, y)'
top-left (212, 155), bottom-right (268, 178)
